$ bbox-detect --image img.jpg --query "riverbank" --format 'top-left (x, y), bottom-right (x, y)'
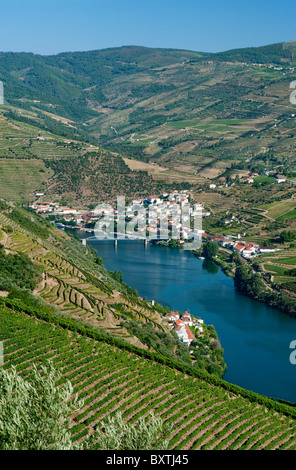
top-left (65, 228), bottom-right (226, 377)
top-left (71, 234), bottom-right (296, 402)
top-left (151, 238), bottom-right (296, 316)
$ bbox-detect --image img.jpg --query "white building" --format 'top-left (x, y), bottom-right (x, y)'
top-left (259, 247), bottom-right (276, 254)
top-left (174, 319), bottom-right (195, 345)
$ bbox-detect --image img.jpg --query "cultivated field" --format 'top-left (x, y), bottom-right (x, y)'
top-left (0, 159), bottom-right (53, 203)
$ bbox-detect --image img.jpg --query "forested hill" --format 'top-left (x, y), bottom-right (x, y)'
top-left (0, 41), bottom-right (295, 128)
top-left (1, 41), bottom-right (296, 172)
top-left (0, 46), bottom-right (204, 122)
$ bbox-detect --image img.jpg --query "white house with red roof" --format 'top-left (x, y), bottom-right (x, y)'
top-left (233, 241), bottom-right (260, 258)
top-left (174, 319), bottom-right (195, 345)
top-left (233, 242), bottom-right (247, 253)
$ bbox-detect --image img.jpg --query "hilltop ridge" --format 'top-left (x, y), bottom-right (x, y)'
top-left (1, 40), bottom-right (296, 185)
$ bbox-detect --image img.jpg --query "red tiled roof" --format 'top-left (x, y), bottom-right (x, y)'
top-left (174, 325), bottom-right (183, 331)
top-left (234, 243), bottom-right (246, 251)
top-left (185, 324), bottom-right (195, 340)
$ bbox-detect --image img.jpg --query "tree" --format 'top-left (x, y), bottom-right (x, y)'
top-left (90, 411), bottom-right (171, 450)
top-left (109, 270), bottom-right (123, 283)
top-left (230, 251), bottom-right (241, 265)
top-left (0, 362), bottom-right (172, 451)
top-left (234, 265), bottom-right (265, 299)
top-left (280, 230), bottom-right (296, 243)
top-left (203, 240), bottom-right (219, 259)
top-left (0, 362), bottom-right (82, 450)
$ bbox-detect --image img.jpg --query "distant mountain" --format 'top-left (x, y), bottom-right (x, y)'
top-left (205, 41), bottom-right (296, 63)
top-left (0, 46), bottom-right (202, 120)
top-left (0, 42), bottom-right (295, 126)
top-left (0, 41), bottom-right (296, 182)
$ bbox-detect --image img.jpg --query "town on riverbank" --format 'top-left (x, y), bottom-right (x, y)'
top-left (28, 187), bottom-right (296, 315)
top-left (29, 189), bottom-right (277, 258)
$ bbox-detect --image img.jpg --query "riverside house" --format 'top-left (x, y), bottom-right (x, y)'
top-left (165, 311), bottom-right (204, 346)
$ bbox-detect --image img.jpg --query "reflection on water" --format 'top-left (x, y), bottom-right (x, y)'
top-left (202, 258), bottom-right (219, 275)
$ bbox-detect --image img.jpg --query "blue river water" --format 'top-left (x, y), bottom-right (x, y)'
top-left (73, 231), bottom-right (296, 402)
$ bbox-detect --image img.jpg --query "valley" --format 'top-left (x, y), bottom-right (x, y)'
top-left (0, 40), bottom-right (296, 451)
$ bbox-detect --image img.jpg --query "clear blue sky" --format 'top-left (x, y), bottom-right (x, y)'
top-left (1, 0), bottom-right (295, 55)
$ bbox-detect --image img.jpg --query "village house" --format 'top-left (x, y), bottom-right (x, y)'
top-left (35, 205), bottom-right (53, 213)
top-left (165, 311), bottom-right (180, 323)
top-left (164, 310), bottom-right (204, 346)
top-left (180, 310), bottom-right (194, 326)
top-left (233, 241), bottom-right (260, 258)
top-left (56, 207), bottom-right (78, 215)
top-left (131, 199), bottom-right (143, 206)
top-left (241, 246), bottom-right (257, 258)
top-left (202, 210), bottom-right (211, 217)
top-left (146, 196), bottom-right (162, 204)
top-left (275, 175), bottom-right (287, 183)
top-left (233, 242), bottom-right (246, 253)
top-left (223, 215), bottom-right (238, 225)
top-left (218, 237), bottom-right (235, 248)
top-left (30, 200), bottom-right (58, 213)
top-left (174, 319), bottom-right (195, 345)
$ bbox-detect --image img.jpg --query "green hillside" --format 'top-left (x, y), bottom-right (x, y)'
top-left (0, 201), bottom-right (227, 374)
top-left (0, 107), bottom-right (93, 203)
top-left (0, 107), bottom-right (203, 205)
top-left (0, 41), bottom-right (296, 451)
top-left (0, 199), bottom-right (295, 449)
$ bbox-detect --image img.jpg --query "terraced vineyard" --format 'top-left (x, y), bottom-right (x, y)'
top-left (1, 302), bottom-right (296, 450)
top-left (0, 159), bottom-right (53, 203)
top-left (0, 110), bottom-right (89, 160)
top-left (0, 110), bottom-right (97, 203)
top-left (0, 211), bottom-right (166, 346)
top-left (1, 204), bottom-right (296, 450)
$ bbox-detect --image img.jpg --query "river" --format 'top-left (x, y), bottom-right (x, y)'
top-left (71, 230), bottom-right (296, 402)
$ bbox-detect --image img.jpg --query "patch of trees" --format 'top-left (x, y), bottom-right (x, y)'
top-left (0, 361), bottom-right (170, 450)
top-left (104, 142), bottom-right (147, 161)
top-left (7, 208), bottom-right (50, 240)
top-left (211, 42), bottom-right (293, 64)
top-left (234, 265), bottom-right (265, 298)
top-left (158, 136), bottom-right (195, 150)
top-left (234, 264), bottom-right (296, 315)
top-left (280, 230), bottom-right (296, 242)
top-left (203, 240), bottom-right (219, 259)
top-left (0, 244), bottom-right (42, 291)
